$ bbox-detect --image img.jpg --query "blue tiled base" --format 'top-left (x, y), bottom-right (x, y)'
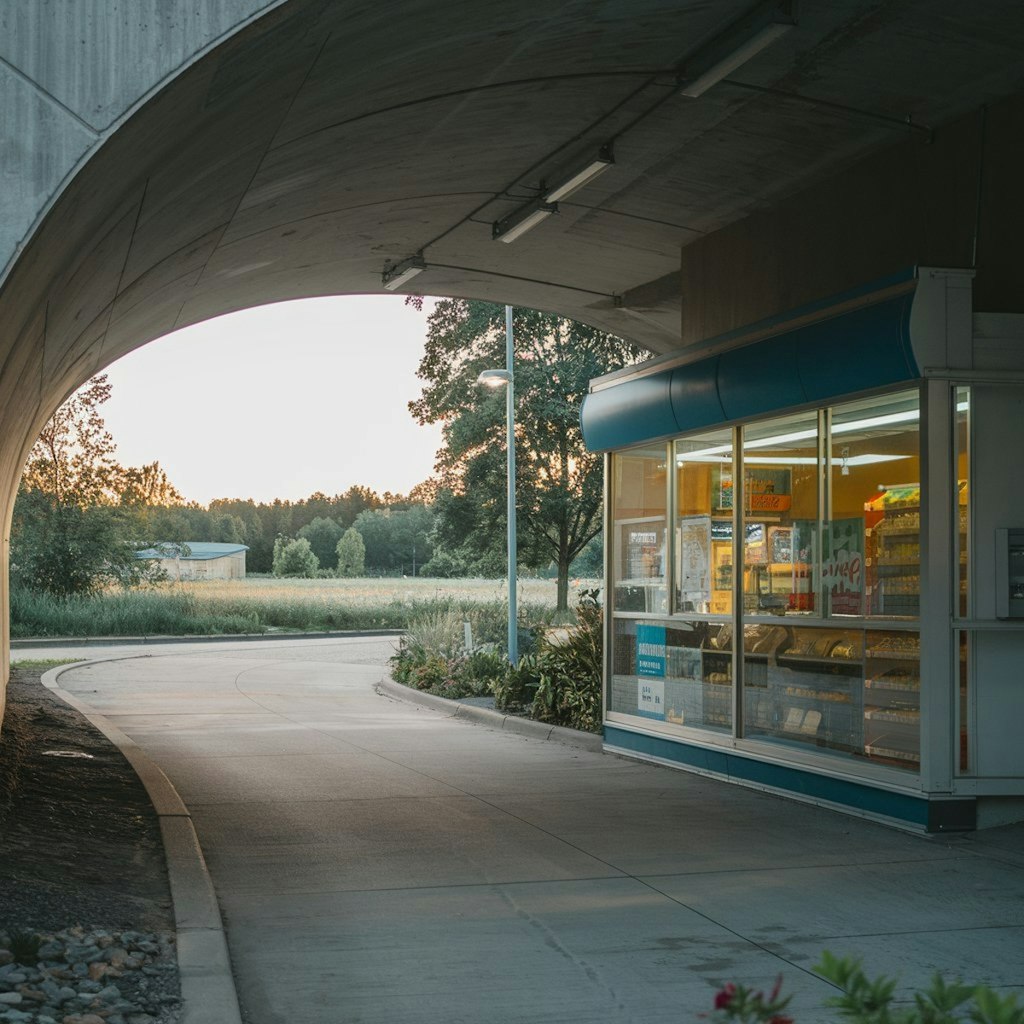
top-left (603, 725), bottom-right (975, 832)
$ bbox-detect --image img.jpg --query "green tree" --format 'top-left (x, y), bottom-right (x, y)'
top-left (335, 526), bottom-right (366, 577)
top-left (298, 516), bottom-right (344, 571)
top-left (209, 513), bottom-right (247, 544)
top-left (13, 375), bottom-right (174, 596)
top-left (353, 505), bottom-right (434, 574)
top-left (116, 461), bottom-right (183, 507)
top-left (272, 536), bottom-right (319, 577)
top-left (410, 301), bottom-right (643, 609)
top-left (571, 534), bottom-right (603, 578)
top-left (22, 375), bottom-right (121, 505)
top-left (11, 490), bottom-right (166, 596)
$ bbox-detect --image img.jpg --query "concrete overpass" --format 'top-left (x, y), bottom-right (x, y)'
top-left (2, 0), bottom-right (1024, 730)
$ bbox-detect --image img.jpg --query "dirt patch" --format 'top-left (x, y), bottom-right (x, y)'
top-left (0, 666), bottom-right (174, 935)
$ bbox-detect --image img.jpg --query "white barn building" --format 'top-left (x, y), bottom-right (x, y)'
top-left (136, 542), bottom-right (248, 580)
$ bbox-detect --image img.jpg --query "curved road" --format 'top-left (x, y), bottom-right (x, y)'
top-left (30, 636), bottom-right (1024, 1023)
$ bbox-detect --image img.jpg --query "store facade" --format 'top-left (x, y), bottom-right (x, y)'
top-left (582, 267), bottom-right (1024, 832)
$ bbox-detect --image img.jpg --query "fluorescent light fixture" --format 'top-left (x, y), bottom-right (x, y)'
top-left (382, 254), bottom-right (426, 291)
top-left (477, 369), bottom-right (512, 387)
top-left (543, 145), bottom-right (614, 203)
top-left (677, 408), bottom-right (924, 461)
top-left (493, 200), bottom-right (558, 243)
top-left (678, 453), bottom-right (908, 466)
top-left (678, 2), bottom-right (796, 99)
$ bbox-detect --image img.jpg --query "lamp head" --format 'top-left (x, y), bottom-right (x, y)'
top-left (477, 369), bottom-right (512, 387)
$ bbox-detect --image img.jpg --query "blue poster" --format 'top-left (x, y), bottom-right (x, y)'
top-left (637, 623), bottom-right (666, 677)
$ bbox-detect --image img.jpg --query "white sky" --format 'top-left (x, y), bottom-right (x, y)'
top-left (102, 296), bottom-right (444, 505)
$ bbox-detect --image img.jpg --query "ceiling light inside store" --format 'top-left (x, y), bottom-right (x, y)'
top-left (677, 408), bottom-right (928, 462)
top-left (677, 453), bottom-right (908, 466)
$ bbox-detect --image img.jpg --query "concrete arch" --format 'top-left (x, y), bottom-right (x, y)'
top-left (2, 0), bottom-right (1024, 724)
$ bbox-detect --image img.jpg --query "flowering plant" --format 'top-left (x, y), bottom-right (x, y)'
top-left (709, 976), bottom-right (792, 1024)
top-left (707, 954), bottom-right (1024, 1024)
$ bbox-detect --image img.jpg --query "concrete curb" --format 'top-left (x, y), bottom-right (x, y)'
top-left (14, 628), bottom-right (404, 649)
top-left (376, 676), bottom-right (604, 752)
top-left (41, 659), bottom-right (243, 1024)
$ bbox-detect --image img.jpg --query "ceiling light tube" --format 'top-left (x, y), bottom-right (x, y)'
top-left (543, 145), bottom-right (615, 203)
top-left (382, 254), bottom-right (426, 290)
top-left (493, 200), bottom-right (558, 244)
top-left (678, 2), bottom-right (796, 99)
top-left (678, 454), bottom-right (908, 466)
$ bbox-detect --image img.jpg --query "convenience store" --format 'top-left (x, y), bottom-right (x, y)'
top-left (582, 267), bottom-right (1024, 831)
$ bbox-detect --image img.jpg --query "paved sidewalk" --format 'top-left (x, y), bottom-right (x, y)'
top-left (45, 637), bottom-right (1024, 1024)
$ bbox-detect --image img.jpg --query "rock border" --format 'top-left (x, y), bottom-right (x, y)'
top-left (376, 677), bottom-right (604, 752)
top-left (41, 660), bottom-right (242, 1024)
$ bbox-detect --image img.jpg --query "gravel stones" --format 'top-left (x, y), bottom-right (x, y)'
top-left (0, 929), bottom-right (179, 1024)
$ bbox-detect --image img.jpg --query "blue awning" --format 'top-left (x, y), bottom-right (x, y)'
top-left (582, 289), bottom-right (918, 452)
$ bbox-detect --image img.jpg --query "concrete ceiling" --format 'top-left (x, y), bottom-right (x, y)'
top-left (9, 0), bottom-right (1024, 384)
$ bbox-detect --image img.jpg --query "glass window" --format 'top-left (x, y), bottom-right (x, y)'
top-left (956, 387), bottom-right (970, 617)
top-left (675, 428), bottom-right (734, 615)
top-left (740, 624), bottom-right (919, 769)
top-left (611, 444), bottom-right (668, 614)
top-left (610, 618), bottom-right (732, 733)
top-left (742, 411), bottom-right (820, 616)
top-left (863, 628), bottom-right (921, 768)
top-left (833, 390), bottom-right (921, 618)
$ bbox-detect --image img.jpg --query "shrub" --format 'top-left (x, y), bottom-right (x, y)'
top-left (388, 593), bottom-right (600, 721)
top-left (525, 589), bottom-right (603, 733)
top-left (336, 527), bottom-right (366, 577)
top-left (493, 653), bottom-right (541, 714)
top-left (272, 536), bottom-right (320, 577)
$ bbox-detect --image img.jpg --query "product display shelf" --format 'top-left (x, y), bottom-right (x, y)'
top-left (765, 628), bottom-right (864, 751)
top-left (862, 635), bottom-right (922, 766)
top-left (699, 626), bottom-right (734, 727)
top-left (866, 501), bottom-right (922, 617)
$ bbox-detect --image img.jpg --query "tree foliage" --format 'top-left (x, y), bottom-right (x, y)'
top-left (13, 375), bottom-right (180, 596)
top-left (117, 461), bottom-right (183, 507)
top-left (353, 504), bottom-right (434, 575)
top-left (272, 536), bottom-right (320, 577)
top-left (298, 516), bottom-right (344, 571)
top-left (335, 526), bottom-right (366, 577)
top-left (410, 301), bottom-right (643, 608)
top-left (22, 376), bottom-right (121, 505)
top-left (11, 490), bottom-right (167, 596)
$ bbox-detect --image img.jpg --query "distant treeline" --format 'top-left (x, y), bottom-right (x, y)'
top-left (136, 486), bottom-right (435, 575)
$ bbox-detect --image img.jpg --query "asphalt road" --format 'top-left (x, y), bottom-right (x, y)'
top-left (31, 636), bottom-right (1024, 1024)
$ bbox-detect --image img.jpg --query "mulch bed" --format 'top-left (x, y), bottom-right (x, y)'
top-left (0, 666), bottom-right (174, 935)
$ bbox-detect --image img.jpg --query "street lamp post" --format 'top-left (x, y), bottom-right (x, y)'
top-left (477, 305), bottom-right (518, 665)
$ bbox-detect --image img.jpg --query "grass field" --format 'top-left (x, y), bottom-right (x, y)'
top-left (10, 576), bottom-right (601, 639)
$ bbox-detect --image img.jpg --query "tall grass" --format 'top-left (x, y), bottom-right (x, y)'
top-left (9, 578), bottom-right (582, 638)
